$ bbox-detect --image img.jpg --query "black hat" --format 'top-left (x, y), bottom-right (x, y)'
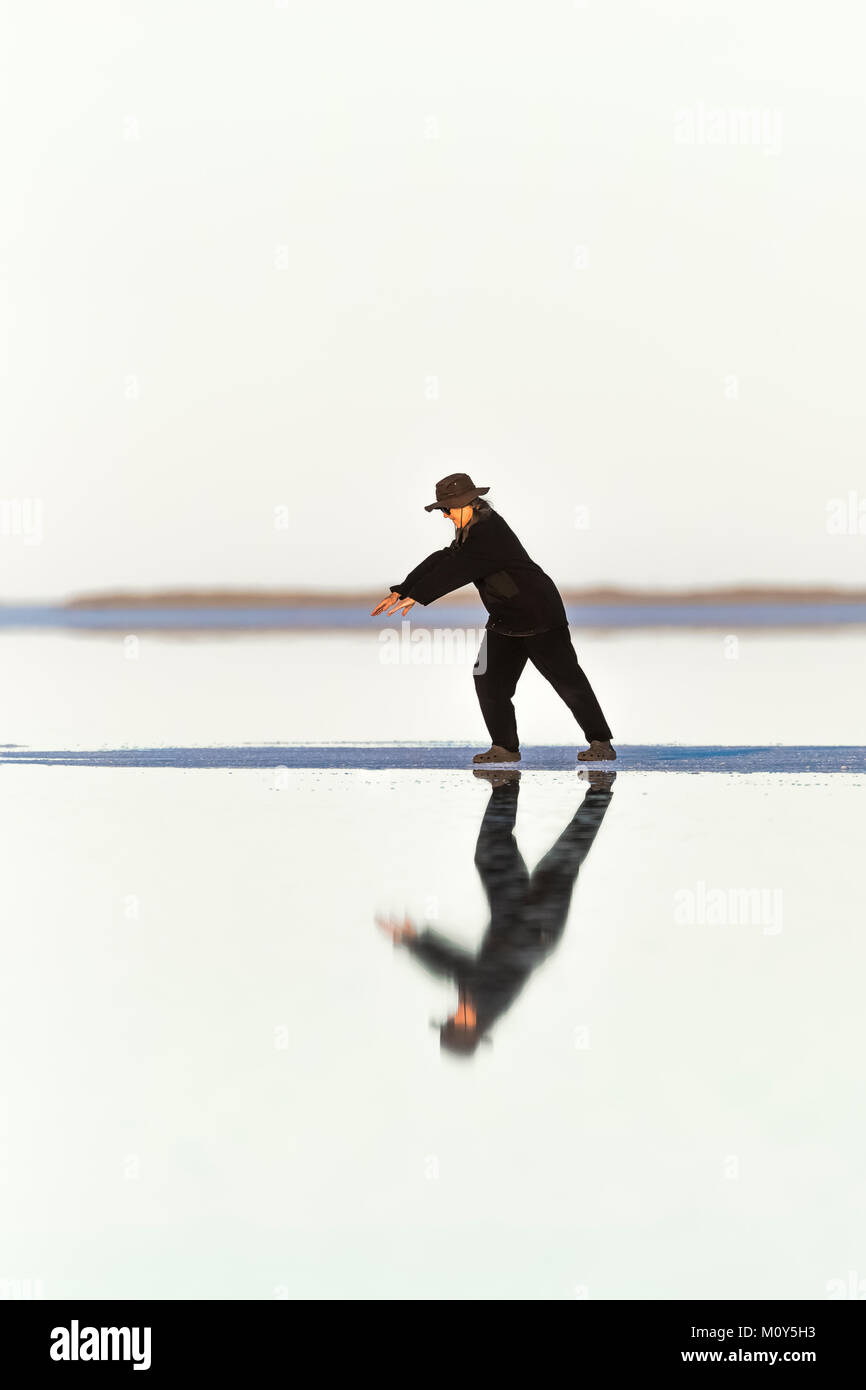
top-left (424, 472), bottom-right (490, 512)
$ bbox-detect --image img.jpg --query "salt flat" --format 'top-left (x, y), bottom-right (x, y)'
top-left (0, 761), bottom-right (862, 1298)
top-left (1, 629), bottom-right (862, 1298)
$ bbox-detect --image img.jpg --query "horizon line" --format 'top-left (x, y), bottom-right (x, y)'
top-left (4, 582), bottom-right (866, 609)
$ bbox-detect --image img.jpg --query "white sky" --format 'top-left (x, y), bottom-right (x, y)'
top-left (3, 0), bottom-right (866, 599)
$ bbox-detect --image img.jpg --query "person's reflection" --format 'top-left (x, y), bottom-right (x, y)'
top-left (376, 768), bottom-right (615, 1057)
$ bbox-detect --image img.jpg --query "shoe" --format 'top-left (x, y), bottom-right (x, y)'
top-left (472, 744), bottom-right (521, 764)
top-left (578, 769), bottom-right (617, 791)
top-left (577, 740), bottom-right (616, 762)
top-left (473, 768), bottom-right (521, 787)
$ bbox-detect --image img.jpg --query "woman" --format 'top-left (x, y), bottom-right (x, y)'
top-left (371, 472), bottom-right (615, 763)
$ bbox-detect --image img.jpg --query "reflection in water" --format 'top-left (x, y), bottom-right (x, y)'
top-left (377, 769), bottom-right (615, 1058)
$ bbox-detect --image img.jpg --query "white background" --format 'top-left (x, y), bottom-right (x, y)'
top-left (4, 1), bottom-right (866, 598)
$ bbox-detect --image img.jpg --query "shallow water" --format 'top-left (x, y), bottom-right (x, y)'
top-left (4, 601), bottom-right (866, 628)
top-left (1, 628), bottom-right (864, 747)
top-left (0, 753), bottom-right (863, 1298)
top-left (1, 629), bottom-right (863, 1298)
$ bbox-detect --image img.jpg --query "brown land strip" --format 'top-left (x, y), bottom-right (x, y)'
top-left (62, 586), bottom-right (866, 608)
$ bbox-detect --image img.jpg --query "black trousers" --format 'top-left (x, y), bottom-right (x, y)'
top-left (473, 624), bottom-right (613, 751)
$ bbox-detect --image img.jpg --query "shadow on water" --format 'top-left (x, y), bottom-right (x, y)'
top-left (376, 768), bottom-right (615, 1059)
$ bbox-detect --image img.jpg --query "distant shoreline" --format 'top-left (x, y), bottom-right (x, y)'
top-left (2, 591), bottom-right (865, 631)
top-left (59, 585), bottom-right (866, 609)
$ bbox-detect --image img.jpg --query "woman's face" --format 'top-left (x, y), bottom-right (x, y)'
top-left (444, 505), bottom-right (473, 527)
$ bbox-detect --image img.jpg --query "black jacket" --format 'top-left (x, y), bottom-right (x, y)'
top-left (390, 506), bottom-right (568, 636)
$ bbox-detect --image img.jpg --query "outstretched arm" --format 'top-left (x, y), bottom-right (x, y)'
top-left (405, 929), bottom-right (476, 980)
top-left (391, 547), bottom-right (454, 598)
top-left (375, 914), bottom-right (474, 981)
top-left (387, 536), bottom-right (497, 607)
top-left (371, 546), bottom-right (458, 616)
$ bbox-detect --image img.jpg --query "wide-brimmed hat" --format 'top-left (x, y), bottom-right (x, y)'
top-left (424, 472), bottom-right (490, 512)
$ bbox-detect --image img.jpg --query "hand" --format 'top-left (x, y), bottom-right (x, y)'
top-left (371, 592), bottom-right (416, 617)
top-left (375, 913), bottom-right (418, 944)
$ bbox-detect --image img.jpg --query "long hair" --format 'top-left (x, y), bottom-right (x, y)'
top-left (455, 494), bottom-right (492, 545)
top-left (453, 497), bottom-right (489, 544)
